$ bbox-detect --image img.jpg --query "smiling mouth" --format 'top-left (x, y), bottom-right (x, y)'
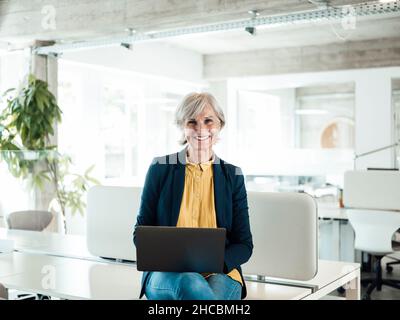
top-left (195, 135), bottom-right (210, 141)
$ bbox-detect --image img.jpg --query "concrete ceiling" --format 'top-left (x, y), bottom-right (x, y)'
top-left (0, 0), bottom-right (381, 48)
top-left (157, 13), bottom-right (400, 54)
top-left (0, 0), bottom-right (399, 63)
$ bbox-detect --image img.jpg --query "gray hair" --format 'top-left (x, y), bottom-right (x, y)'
top-left (175, 92), bottom-right (226, 145)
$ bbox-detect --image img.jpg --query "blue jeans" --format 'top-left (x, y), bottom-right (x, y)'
top-left (145, 272), bottom-right (242, 300)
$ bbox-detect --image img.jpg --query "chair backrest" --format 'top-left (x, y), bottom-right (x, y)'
top-left (344, 170), bottom-right (400, 255)
top-left (344, 170), bottom-right (400, 210)
top-left (86, 185), bottom-right (142, 261)
top-left (242, 191), bottom-right (318, 281)
top-left (347, 209), bottom-right (400, 254)
top-left (6, 210), bottom-right (53, 231)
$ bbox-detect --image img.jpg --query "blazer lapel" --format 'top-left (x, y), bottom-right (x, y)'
top-left (213, 154), bottom-right (226, 228)
top-left (170, 149), bottom-right (186, 226)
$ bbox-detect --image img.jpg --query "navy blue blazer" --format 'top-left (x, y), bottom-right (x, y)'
top-left (133, 148), bottom-right (253, 299)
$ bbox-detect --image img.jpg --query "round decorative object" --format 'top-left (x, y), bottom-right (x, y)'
top-left (320, 117), bottom-right (354, 149)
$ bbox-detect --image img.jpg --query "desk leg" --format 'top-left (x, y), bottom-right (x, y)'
top-left (345, 269), bottom-right (361, 300)
top-left (333, 220), bottom-right (340, 261)
top-left (0, 284), bottom-right (8, 300)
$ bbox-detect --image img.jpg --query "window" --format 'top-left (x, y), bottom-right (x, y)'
top-left (57, 60), bottom-right (203, 186)
top-left (227, 80), bottom-right (355, 195)
top-left (237, 90), bottom-right (283, 157)
top-left (0, 51), bottom-right (32, 219)
top-left (100, 83), bottom-right (137, 178)
top-left (296, 83), bottom-right (355, 149)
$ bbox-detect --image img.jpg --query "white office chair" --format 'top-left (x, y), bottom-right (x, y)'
top-left (386, 252), bottom-right (400, 273)
top-left (344, 170), bottom-right (400, 299)
top-left (347, 209), bottom-right (400, 299)
top-left (6, 210), bottom-right (53, 231)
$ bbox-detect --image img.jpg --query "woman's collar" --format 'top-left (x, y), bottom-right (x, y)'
top-left (185, 148), bottom-right (215, 164)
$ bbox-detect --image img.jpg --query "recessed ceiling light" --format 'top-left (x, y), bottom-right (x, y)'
top-left (248, 10), bottom-right (260, 16)
top-left (125, 28), bottom-right (137, 36)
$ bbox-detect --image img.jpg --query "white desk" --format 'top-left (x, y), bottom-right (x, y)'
top-left (0, 251), bottom-right (68, 278)
top-left (0, 252), bottom-right (312, 300)
top-left (303, 260), bottom-right (360, 300)
top-left (0, 228), bottom-right (360, 300)
top-left (0, 252), bottom-right (141, 300)
top-left (245, 260), bottom-right (360, 300)
top-left (316, 204), bottom-right (357, 262)
top-left (245, 281), bottom-right (311, 300)
top-left (0, 253), bottom-right (357, 300)
top-left (318, 203), bottom-right (348, 221)
top-left (0, 228), bottom-right (94, 260)
top-left (0, 228), bottom-right (137, 266)
top-left (0, 230), bottom-right (314, 300)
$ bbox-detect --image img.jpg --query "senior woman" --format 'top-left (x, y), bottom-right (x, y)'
top-left (133, 92), bottom-right (253, 300)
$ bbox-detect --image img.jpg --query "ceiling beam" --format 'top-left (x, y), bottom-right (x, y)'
top-left (203, 37), bottom-right (400, 79)
top-left (0, 0), bottom-right (377, 44)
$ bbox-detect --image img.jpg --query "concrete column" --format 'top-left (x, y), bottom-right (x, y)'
top-left (30, 41), bottom-right (59, 216)
top-left (31, 41), bottom-right (58, 145)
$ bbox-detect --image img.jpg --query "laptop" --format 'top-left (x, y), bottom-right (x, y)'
top-left (135, 226), bottom-right (226, 273)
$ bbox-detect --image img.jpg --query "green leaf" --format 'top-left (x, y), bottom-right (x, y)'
top-left (35, 94), bottom-right (45, 112)
top-left (2, 88), bottom-right (15, 97)
top-left (86, 177), bottom-right (101, 185)
top-left (84, 164), bottom-right (95, 176)
top-left (28, 74), bottom-right (36, 84)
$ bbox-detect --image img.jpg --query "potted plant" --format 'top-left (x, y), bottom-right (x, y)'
top-left (0, 74), bottom-right (100, 233)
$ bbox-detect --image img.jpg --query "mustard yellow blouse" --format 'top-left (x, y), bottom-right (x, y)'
top-left (176, 157), bottom-right (243, 286)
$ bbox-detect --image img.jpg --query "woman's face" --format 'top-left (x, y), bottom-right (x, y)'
top-left (184, 104), bottom-right (221, 152)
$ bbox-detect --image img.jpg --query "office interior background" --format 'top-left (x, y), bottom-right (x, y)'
top-left (0, 0), bottom-right (400, 300)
